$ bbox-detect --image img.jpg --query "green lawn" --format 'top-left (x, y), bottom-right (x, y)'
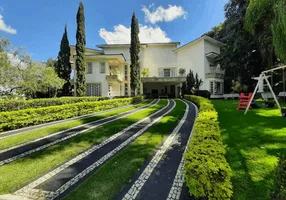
top-left (0, 100), bottom-right (152, 151)
top-left (0, 100), bottom-right (166, 194)
top-left (64, 100), bottom-right (186, 200)
top-left (212, 100), bottom-right (286, 200)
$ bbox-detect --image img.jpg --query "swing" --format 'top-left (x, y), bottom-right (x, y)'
top-left (244, 65), bottom-right (286, 117)
top-left (281, 68), bottom-right (286, 117)
top-left (262, 72), bottom-right (275, 108)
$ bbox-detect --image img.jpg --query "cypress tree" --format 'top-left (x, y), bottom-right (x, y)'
top-left (186, 69), bottom-right (195, 92)
top-left (55, 24), bottom-right (72, 96)
top-left (129, 12), bottom-right (140, 96)
top-left (75, 2), bottom-right (86, 96)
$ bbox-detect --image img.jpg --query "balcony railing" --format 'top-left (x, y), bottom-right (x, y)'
top-left (206, 67), bottom-right (225, 79)
top-left (106, 74), bottom-right (123, 83)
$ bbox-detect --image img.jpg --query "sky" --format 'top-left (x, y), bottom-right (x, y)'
top-left (0, 0), bottom-right (228, 62)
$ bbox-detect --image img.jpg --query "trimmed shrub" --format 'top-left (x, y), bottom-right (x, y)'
top-left (184, 95), bottom-right (233, 200)
top-left (0, 96), bottom-right (109, 112)
top-left (195, 90), bottom-right (211, 99)
top-left (0, 96), bottom-right (143, 132)
top-left (271, 156), bottom-right (286, 200)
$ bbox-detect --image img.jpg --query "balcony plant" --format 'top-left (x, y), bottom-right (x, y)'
top-left (141, 68), bottom-right (149, 77)
top-left (179, 68), bottom-right (186, 76)
top-left (112, 68), bottom-right (120, 75)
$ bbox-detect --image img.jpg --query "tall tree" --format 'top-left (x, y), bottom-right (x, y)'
top-left (46, 57), bottom-right (56, 68)
top-left (186, 69), bottom-right (195, 93)
top-left (75, 2), bottom-right (86, 96)
top-left (0, 38), bottom-right (64, 98)
top-left (129, 12), bottom-right (140, 96)
top-left (244, 0), bottom-right (286, 63)
top-left (205, 0), bottom-right (268, 93)
top-left (55, 25), bottom-right (72, 96)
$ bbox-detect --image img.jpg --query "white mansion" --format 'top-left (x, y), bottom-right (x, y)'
top-left (70, 35), bottom-right (225, 98)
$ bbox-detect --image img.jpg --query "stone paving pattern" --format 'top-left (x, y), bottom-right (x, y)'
top-left (0, 100), bottom-right (157, 166)
top-left (15, 100), bottom-right (174, 200)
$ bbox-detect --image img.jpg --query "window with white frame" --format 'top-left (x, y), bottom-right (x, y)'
top-left (125, 83), bottom-right (128, 96)
top-left (210, 81), bottom-right (223, 95)
top-left (164, 69), bottom-right (171, 77)
top-left (87, 62), bottom-right (92, 74)
top-left (210, 82), bottom-right (214, 94)
top-left (100, 62), bottom-right (106, 74)
top-left (124, 65), bottom-right (128, 80)
top-left (86, 83), bottom-right (101, 96)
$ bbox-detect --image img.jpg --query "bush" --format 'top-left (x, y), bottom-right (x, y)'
top-left (0, 96), bottom-right (143, 132)
top-left (184, 95), bottom-right (233, 200)
top-left (0, 96), bottom-right (109, 112)
top-left (195, 90), bottom-right (211, 99)
top-left (271, 156), bottom-right (286, 200)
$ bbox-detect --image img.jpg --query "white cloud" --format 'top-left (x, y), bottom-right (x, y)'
top-left (0, 14), bottom-right (17, 34)
top-left (99, 24), bottom-right (171, 44)
top-left (142, 4), bottom-right (187, 24)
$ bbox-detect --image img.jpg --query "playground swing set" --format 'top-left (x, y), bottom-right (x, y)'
top-left (237, 65), bottom-right (286, 117)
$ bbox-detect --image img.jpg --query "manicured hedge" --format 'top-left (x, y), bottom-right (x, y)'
top-left (0, 96), bottom-right (109, 112)
top-left (0, 96), bottom-right (143, 132)
top-left (271, 156), bottom-right (286, 200)
top-left (184, 95), bottom-right (233, 200)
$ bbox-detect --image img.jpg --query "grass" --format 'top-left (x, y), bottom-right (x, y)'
top-left (64, 100), bottom-right (186, 200)
top-left (0, 100), bottom-right (152, 151)
top-left (0, 100), bottom-right (167, 194)
top-left (212, 100), bottom-right (286, 200)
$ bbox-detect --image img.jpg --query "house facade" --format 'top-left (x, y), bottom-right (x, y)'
top-left (70, 35), bottom-right (225, 98)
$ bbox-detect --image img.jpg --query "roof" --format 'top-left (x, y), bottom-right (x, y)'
top-left (96, 42), bottom-right (180, 48)
top-left (85, 53), bottom-right (126, 62)
top-left (173, 36), bottom-right (225, 52)
top-left (70, 45), bottom-right (102, 52)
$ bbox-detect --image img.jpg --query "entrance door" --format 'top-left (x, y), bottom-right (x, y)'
top-left (170, 85), bottom-right (175, 98)
top-left (151, 89), bottom-right (159, 98)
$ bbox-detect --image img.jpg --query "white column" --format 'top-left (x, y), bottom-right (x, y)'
top-left (140, 82), bottom-right (143, 95)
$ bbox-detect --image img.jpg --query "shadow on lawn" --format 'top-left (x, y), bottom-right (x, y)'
top-left (212, 100), bottom-right (286, 200)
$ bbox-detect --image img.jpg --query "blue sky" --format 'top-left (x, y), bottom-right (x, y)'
top-left (0, 0), bottom-right (228, 62)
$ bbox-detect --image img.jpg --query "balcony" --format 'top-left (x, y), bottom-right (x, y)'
top-left (106, 74), bottom-right (123, 83)
top-left (142, 68), bottom-right (186, 83)
top-left (205, 67), bottom-right (225, 79)
top-left (205, 52), bottom-right (219, 61)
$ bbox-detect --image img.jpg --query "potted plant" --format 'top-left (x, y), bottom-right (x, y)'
top-left (179, 68), bottom-right (186, 76)
top-left (141, 68), bottom-right (149, 77)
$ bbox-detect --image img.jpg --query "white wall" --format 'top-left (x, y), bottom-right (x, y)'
top-left (85, 60), bottom-right (109, 96)
top-left (102, 45), bottom-right (178, 77)
top-left (176, 39), bottom-right (206, 90)
top-left (142, 45), bottom-right (178, 77)
top-left (204, 40), bottom-right (221, 74)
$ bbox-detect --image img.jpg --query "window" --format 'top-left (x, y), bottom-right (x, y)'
top-left (125, 83), bottom-right (128, 96)
top-left (87, 62), bottom-right (92, 74)
top-left (100, 62), bottom-right (105, 74)
top-left (124, 65), bottom-right (128, 80)
top-left (86, 83), bottom-right (101, 96)
top-left (210, 82), bottom-right (214, 94)
top-left (164, 69), bottom-right (171, 77)
top-left (210, 81), bottom-right (223, 95)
